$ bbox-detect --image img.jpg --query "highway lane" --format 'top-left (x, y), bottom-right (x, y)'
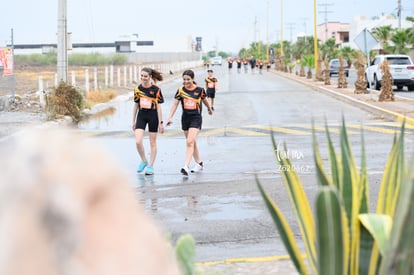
top-left (78, 65), bottom-right (414, 262)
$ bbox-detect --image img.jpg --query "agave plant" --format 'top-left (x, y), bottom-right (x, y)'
top-left (257, 118), bottom-right (412, 274)
top-left (175, 234), bottom-right (196, 275)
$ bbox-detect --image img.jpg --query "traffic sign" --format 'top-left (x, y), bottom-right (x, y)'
top-left (354, 28), bottom-right (378, 56)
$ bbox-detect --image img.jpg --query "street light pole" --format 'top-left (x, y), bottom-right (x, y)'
top-left (398, 0), bottom-right (401, 30)
top-left (280, 0), bottom-right (283, 58)
top-left (57, 0), bottom-right (68, 83)
top-left (313, 0), bottom-right (318, 71)
top-left (266, 0), bottom-right (269, 62)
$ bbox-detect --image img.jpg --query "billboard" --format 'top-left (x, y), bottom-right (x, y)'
top-left (0, 48), bottom-right (14, 76)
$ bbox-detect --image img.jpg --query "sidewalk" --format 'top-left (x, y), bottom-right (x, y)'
top-left (274, 70), bottom-right (414, 126)
top-left (195, 69), bottom-right (414, 275)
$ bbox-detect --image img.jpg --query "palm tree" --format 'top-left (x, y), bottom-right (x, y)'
top-left (292, 36), bottom-right (314, 60)
top-left (339, 46), bottom-right (356, 68)
top-left (404, 17), bottom-right (414, 47)
top-left (372, 25), bottom-right (393, 53)
top-left (391, 29), bottom-right (411, 54)
top-left (319, 38), bottom-right (339, 61)
top-left (302, 55), bottom-right (314, 79)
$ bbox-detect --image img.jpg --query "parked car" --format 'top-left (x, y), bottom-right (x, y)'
top-left (211, 56), bottom-right (222, 66)
top-left (365, 54), bottom-right (414, 91)
top-left (328, 58), bottom-right (349, 77)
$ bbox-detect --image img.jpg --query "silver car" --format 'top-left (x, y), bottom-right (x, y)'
top-left (328, 59), bottom-right (349, 77)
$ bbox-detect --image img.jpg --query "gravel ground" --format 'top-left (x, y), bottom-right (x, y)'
top-left (0, 109), bottom-right (47, 139)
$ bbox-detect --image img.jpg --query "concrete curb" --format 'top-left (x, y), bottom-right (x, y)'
top-left (196, 254), bottom-right (292, 266)
top-left (273, 71), bottom-right (414, 127)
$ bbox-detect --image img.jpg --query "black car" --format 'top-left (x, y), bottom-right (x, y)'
top-left (328, 59), bottom-right (349, 77)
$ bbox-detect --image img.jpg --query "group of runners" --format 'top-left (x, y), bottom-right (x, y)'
top-left (132, 67), bottom-right (217, 177)
top-left (203, 57), bottom-right (271, 74)
top-left (227, 57), bottom-right (271, 74)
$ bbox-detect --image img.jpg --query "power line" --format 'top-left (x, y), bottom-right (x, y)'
top-left (285, 23), bottom-right (295, 43)
top-left (318, 2), bottom-right (334, 42)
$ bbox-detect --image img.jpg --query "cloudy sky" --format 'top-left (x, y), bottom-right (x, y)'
top-left (0, 0), bottom-right (410, 53)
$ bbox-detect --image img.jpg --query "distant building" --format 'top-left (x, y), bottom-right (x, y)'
top-left (317, 22), bottom-right (350, 44)
top-left (10, 34), bottom-right (202, 55)
top-left (296, 14), bottom-right (413, 53)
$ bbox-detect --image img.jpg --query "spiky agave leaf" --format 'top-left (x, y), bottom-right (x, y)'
top-left (380, 155), bottom-right (414, 274)
top-left (316, 187), bottom-right (349, 275)
top-left (175, 234), bottom-right (196, 275)
top-left (359, 214), bottom-right (392, 256)
top-left (311, 120), bottom-right (332, 187)
top-left (377, 123), bottom-right (406, 215)
top-left (270, 132), bottom-right (317, 273)
top-left (256, 179), bottom-right (309, 274)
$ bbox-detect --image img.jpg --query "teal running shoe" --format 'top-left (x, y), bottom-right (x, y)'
top-left (145, 166), bottom-right (154, 175)
top-left (137, 161), bottom-right (148, 173)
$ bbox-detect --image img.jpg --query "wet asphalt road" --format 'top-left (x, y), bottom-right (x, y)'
top-left (78, 66), bottom-right (414, 262)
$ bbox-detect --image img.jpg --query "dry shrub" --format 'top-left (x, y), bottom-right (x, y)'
top-left (86, 89), bottom-right (117, 106)
top-left (46, 82), bottom-right (84, 122)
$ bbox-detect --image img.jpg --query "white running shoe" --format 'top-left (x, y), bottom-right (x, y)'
top-left (191, 161), bottom-right (204, 173)
top-left (181, 165), bottom-right (189, 176)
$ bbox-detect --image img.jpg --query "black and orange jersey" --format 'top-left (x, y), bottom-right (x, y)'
top-left (174, 86), bottom-right (206, 115)
top-left (205, 76), bottom-right (218, 90)
top-left (236, 59), bottom-right (242, 68)
top-left (228, 59), bottom-right (233, 68)
top-left (134, 84), bottom-right (164, 110)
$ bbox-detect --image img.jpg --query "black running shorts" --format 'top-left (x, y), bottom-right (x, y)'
top-left (135, 109), bottom-right (159, 132)
top-left (206, 88), bottom-right (216, 98)
top-left (181, 114), bottom-right (202, 130)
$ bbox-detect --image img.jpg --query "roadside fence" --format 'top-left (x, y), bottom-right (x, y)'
top-left (0, 60), bottom-right (201, 110)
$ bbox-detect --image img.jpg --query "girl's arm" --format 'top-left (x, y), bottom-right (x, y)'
top-left (202, 98), bottom-right (213, 115)
top-left (157, 105), bottom-right (164, 133)
top-left (166, 99), bottom-right (180, 126)
top-left (132, 103), bottom-right (139, 130)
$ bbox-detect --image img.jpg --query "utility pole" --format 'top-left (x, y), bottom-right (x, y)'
top-left (258, 17), bottom-right (261, 57)
top-left (57, 0), bottom-right (68, 83)
top-left (280, 0), bottom-right (284, 57)
top-left (10, 29), bottom-right (15, 100)
top-left (318, 2), bottom-right (333, 42)
top-left (313, 0), bottom-right (318, 71)
top-left (254, 16), bottom-right (258, 45)
top-left (266, 0), bottom-right (269, 62)
top-left (286, 23), bottom-right (295, 43)
top-left (300, 17), bottom-right (308, 42)
top-left (398, 0), bottom-right (401, 30)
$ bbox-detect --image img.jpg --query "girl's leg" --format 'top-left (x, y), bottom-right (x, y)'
top-left (148, 132), bottom-right (157, 166)
top-left (135, 129), bottom-right (146, 162)
top-left (192, 138), bottom-right (201, 164)
top-left (183, 128), bottom-right (200, 166)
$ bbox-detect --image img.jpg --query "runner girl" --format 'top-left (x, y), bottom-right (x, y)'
top-left (236, 57), bottom-right (242, 73)
top-left (227, 58), bottom-right (233, 72)
top-left (166, 70), bottom-right (213, 176)
top-left (243, 58), bottom-right (249, 73)
top-left (132, 67), bottom-right (164, 175)
top-left (205, 69), bottom-right (218, 111)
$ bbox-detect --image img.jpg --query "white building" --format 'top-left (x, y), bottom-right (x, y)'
top-left (11, 34), bottom-right (198, 55)
top-left (347, 15), bottom-right (413, 50)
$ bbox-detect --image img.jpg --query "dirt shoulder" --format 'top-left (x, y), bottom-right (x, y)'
top-left (0, 65), bottom-right (127, 138)
top-left (0, 65), bottom-right (180, 139)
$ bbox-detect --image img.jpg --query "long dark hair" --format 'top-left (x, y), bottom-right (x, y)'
top-left (142, 67), bottom-right (163, 82)
top-left (182, 70), bottom-right (196, 84)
